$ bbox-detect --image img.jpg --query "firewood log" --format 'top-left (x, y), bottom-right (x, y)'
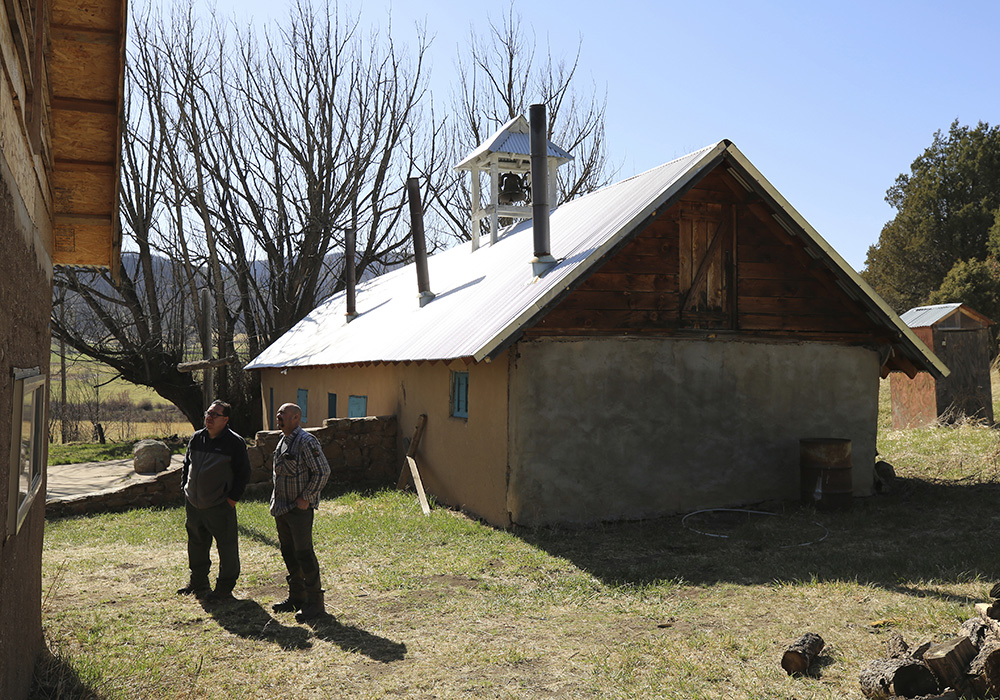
top-left (781, 632), bottom-right (824, 675)
top-left (886, 631), bottom-right (910, 659)
top-left (960, 617), bottom-right (991, 649)
top-left (968, 637), bottom-right (1000, 698)
top-left (922, 636), bottom-right (976, 691)
top-left (858, 657), bottom-right (938, 699)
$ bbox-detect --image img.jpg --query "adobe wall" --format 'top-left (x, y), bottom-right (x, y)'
top-left (507, 336), bottom-right (880, 526)
top-left (258, 357), bottom-right (511, 526)
top-left (0, 154), bottom-right (50, 698)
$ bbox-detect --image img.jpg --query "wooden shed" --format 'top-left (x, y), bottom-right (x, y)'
top-left (247, 138), bottom-right (947, 528)
top-left (890, 303), bottom-right (994, 428)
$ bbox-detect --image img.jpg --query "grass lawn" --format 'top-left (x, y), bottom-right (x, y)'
top-left (33, 379), bottom-right (1000, 699)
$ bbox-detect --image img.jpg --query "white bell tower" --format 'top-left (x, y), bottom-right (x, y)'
top-left (454, 114), bottom-right (573, 250)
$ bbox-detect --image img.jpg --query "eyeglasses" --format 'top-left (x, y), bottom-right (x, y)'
top-left (204, 411), bottom-right (226, 419)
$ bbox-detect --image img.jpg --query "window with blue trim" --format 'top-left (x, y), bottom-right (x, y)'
top-left (297, 388), bottom-right (308, 424)
top-left (328, 393), bottom-right (337, 418)
top-left (451, 371), bottom-right (469, 419)
top-left (347, 395), bottom-right (367, 417)
top-left (268, 387), bottom-right (275, 430)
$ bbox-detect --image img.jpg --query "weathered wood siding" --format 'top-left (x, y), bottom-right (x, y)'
top-left (526, 167), bottom-right (883, 344)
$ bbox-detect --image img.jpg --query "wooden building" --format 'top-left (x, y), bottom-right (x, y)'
top-left (247, 137), bottom-right (946, 528)
top-left (891, 303), bottom-right (994, 428)
top-left (0, 1), bottom-right (126, 697)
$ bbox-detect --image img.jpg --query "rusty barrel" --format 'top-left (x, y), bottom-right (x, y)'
top-left (800, 438), bottom-right (852, 510)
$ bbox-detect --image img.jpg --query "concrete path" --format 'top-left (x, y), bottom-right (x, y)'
top-left (46, 454), bottom-right (185, 501)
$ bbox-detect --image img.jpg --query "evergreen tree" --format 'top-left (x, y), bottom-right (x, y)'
top-left (862, 120), bottom-right (1000, 312)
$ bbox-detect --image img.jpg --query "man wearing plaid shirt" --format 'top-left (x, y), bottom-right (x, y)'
top-left (270, 402), bottom-right (331, 621)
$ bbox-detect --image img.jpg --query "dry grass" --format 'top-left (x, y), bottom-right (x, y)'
top-left (33, 378), bottom-right (1000, 699)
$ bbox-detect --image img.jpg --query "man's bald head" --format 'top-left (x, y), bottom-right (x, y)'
top-left (276, 403), bottom-right (302, 435)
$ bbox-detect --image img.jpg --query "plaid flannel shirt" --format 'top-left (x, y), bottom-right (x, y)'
top-left (269, 427), bottom-right (331, 517)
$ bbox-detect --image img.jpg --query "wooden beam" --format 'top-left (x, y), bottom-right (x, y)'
top-left (397, 414), bottom-right (427, 489)
top-left (406, 456), bottom-right (431, 516)
top-left (176, 356), bottom-right (238, 373)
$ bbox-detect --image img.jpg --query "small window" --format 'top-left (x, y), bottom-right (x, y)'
top-left (347, 395), bottom-right (367, 418)
top-left (8, 370), bottom-right (46, 535)
top-left (327, 393), bottom-right (337, 418)
top-left (297, 388), bottom-right (308, 424)
top-left (451, 371), bottom-right (469, 419)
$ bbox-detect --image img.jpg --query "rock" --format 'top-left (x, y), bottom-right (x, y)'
top-left (133, 439), bottom-right (171, 474)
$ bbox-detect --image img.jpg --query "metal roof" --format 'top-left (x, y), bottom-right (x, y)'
top-left (899, 303), bottom-right (964, 328)
top-left (246, 140), bottom-right (948, 379)
top-left (454, 115), bottom-right (574, 172)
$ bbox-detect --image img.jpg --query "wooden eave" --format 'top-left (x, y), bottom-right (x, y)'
top-left (48, 0), bottom-right (126, 275)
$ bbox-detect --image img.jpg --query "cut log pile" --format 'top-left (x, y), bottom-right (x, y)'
top-left (856, 603), bottom-right (1000, 699)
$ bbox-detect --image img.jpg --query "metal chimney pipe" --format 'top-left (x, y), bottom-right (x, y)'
top-left (529, 103), bottom-right (556, 276)
top-left (407, 177), bottom-right (435, 307)
top-left (345, 196), bottom-right (358, 321)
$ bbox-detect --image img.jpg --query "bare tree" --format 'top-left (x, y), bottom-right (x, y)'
top-left (429, 2), bottom-right (618, 241)
top-left (52, 0), bottom-right (436, 432)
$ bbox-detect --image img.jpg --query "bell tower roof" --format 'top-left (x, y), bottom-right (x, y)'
top-left (455, 115), bottom-right (574, 172)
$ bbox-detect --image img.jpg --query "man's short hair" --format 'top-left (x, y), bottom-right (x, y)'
top-left (211, 400), bottom-right (232, 417)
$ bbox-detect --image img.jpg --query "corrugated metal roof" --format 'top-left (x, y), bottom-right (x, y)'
top-left (899, 303), bottom-right (963, 328)
top-left (246, 140), bottom-right (948, 379)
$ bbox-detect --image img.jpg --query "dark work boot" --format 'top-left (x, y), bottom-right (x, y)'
top-left (295, 590), bottom-right (326, 622)
top-left (177, 579), bottom-right (211, 598)
top-left (273, 575), bottom-right (307, 613)
top-left (272, 594), bottom-right (305, 613)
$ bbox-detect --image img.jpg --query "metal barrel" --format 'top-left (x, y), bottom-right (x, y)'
top-left (799, 438), bottom-right (852, 510)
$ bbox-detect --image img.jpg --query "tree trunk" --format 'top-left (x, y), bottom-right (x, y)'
top-left (781, 632), bottom-right (824, 675)
top-left (858, 657), bottom-right (938, 699)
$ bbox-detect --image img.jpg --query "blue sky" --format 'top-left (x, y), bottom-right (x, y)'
top-left (202, 0), bottom-right (1000, 271)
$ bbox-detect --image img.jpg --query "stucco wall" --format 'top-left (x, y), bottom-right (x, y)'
top-left (507, 336), bottom-right (880, 526)
top-left (257, 354), bottom-right (511, 525)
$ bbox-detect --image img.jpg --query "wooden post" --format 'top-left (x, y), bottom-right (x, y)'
top-left (397, 414), bottom-right (430, 515)
top-left (406, 456), bottom-right (431, 516)
top-left (397, 414), bottom-right (427, 489)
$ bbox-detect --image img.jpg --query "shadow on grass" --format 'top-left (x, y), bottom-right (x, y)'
top-left (29, 643), bottom-right (107, 699)
top-left (303, 615), bottom-right (407, 662)
top-left (238, 522), bottom-right (280, 549)
top-left (514, 477), bottom-right (1000, 602)
top-left (200, 597), bottom-right (312, 651)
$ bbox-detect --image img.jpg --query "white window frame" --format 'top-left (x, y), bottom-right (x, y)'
top-left (7, 369), bottom-right (46, 536)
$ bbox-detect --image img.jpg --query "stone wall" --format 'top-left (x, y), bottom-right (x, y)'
top-left (46, 466), bottom-right (184, 519)
top-left (46, 416), bottom-right (399, 519)
top-left (248, 415), bottom-right (399, 490)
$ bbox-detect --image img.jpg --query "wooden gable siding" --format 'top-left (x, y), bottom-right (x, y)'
top-left (525, 167), bottom-right (884, 343)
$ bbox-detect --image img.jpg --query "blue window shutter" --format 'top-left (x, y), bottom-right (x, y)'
top-left (348, 395), bottom-right (367, 418)
top-left (452, 371), bottom-right (469, 418)
top-left (269, 387), bottom-right (275, 430)
top-left (328, 393), bottom-right (337, 418)
top-left (297, 388), bottom-right (308, 424)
